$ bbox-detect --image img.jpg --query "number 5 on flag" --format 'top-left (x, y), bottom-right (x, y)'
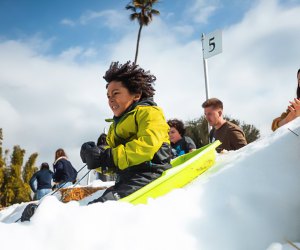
top-left (202, 30), bottom-right (222, 59)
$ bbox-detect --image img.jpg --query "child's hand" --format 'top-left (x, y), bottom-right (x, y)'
top-left (80, 142), bottom-right (115, 170)
top-left (285, 106), bottom-right (297, 122)
top-left (80, 141), bottom-right (96, 163)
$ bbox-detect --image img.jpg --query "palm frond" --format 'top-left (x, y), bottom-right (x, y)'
top-left (125, 4), bottom-right (136, 12)
top-left (133, 0), bottom-right (143, 4)
top-left (150, 9), bottom-right (160, 15)
top-left (130, 13), bottom-right (140, 21)
top-left (142, 15), bottom-right (151, 26)
top-left (132, 2), bottom-right (144, 8)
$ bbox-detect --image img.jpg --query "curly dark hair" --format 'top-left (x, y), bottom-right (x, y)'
top-left (167, 119), bottom-right (186, 136)
top-left (103, 61), bottom-right (156, 99)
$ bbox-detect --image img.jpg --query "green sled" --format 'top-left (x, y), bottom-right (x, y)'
top-left (120, 140), bottom-right (221, 205)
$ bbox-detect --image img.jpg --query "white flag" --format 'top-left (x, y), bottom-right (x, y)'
top-left (203, 30), bottom-right (222, 59)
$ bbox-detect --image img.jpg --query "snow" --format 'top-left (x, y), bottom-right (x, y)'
top-left (1, 119), bottom-right (300, 250)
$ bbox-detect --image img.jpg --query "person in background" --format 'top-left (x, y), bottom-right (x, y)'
top-left (97, 133), bottom-right (108, 148)
top-left (80, 61), bottom-right (172, 203)
top-left (167, 119), bottom-right (196, 158)
top-left (95, 133), bottom-right (116, 182)
top-left (21, 150), bottom-right (77, 221)
top-left (202, 98), bottom-right (247, 153)
top-left (272, 69), bottom-right (300, 131)
top-left (29, 162), bottom-right (53, 200)
top-left (52, 148), bottom-right (77, 188)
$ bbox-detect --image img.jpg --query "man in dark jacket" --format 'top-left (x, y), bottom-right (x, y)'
top-left (29, 162), bottom-right (53, 200)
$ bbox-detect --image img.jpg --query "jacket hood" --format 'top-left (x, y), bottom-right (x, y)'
top-left (135, 97), bottom-right (157, 107)
top-left (112, 97), bottom-right (157, 124)
top-left (53, 156), bottom-right (68, 165)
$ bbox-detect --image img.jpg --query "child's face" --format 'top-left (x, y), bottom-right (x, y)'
top-left (107, 81), bottom-right (141, 117)
top-left (168, 127), bottom-right (182, 144)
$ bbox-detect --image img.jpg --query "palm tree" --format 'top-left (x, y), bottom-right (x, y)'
top-left (126, 0), bottom-right (160, 64)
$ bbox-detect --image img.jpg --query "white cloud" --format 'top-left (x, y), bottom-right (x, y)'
top-left (60, 9), bottom-right (129, 30)
top-left (58, 46), bottom-right (99, 61)
top-left (61, 9), bottom-right (129, 29)
top-left (59, 46), bottom-right (83, 61)
top-left (0, 99), bottom-right (21, 140)
top-left (60, 18), bottom-right (76, 27)
top-left (0, 40), bottom-right (110, 168)
top-left (79, 10), bottom-right (104, 24)
top-left (82, 48), bottom-right (98, 58)
top-left (79, 9), bottom-right (129, 29)
top-left (172, 25), bottom-right (195, 37)
top-left (187, 0), bottom-right (219, 24)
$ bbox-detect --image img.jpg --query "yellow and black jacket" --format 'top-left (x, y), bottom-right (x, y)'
top-left (106, 98), bottom-right (172, 173)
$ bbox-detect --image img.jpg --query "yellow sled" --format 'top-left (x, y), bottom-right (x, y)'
top-left (120, 140), bottom-right (221, 205)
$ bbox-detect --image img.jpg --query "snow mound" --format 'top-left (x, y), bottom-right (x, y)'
top-left (1, 119), bottom-right (300, 250)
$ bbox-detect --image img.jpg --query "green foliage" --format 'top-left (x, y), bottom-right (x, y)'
top-left (0, 128), bottom-right (3, 163)
top-left (185, 115), bottom-right (260, 148)
top-left (0, 129), bottom-right (5, 197)
top-left (0, 129), bottom-right (39, 208)
top-left (23, 153), bottom-right (39, 200)
top-left (126, 0), bottom-right (160, 26)
top-left (0, 168), bottom-right (3, 194)
top-left (11, 145), bottom-right (25, 170)
top-left (1, 146), bottom-right (30, 206)
top-left (185, 116), bottom-right (209, 148)
top-left (1, 167), bottom-right (15, 206)
top-left (23, 153), bottom-right (38, 184)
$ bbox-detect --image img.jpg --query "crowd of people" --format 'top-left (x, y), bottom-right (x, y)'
top-left (30, 64), bottom-right (300, 205)
top-left (79, 61), bottom-right (249, 204)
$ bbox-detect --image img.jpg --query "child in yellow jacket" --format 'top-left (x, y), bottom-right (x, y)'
top-left (80, 61), bottom-right (172, 203)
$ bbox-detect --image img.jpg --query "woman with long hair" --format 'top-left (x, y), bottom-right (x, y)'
top-left (53, 148), bottom-right (77, 188)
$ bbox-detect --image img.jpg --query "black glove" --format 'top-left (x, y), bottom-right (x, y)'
top-left (80, 141), bottom-right (116, 170)
top-left (80, 141), bottom-right (96, 163)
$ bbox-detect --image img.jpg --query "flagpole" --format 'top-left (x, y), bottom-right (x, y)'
top-left (201, 33), bottom-right (211, 139)
top-left (201, 33), bottom-right (210, 101)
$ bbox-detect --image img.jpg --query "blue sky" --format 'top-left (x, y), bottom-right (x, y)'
top-left (0, 0), bottom-right (254, 56)
top-left (0, 0), bottom-right (300, 169)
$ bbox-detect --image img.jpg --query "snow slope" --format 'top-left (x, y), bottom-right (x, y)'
top-left (1, 119), bottom-right (300, 250)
